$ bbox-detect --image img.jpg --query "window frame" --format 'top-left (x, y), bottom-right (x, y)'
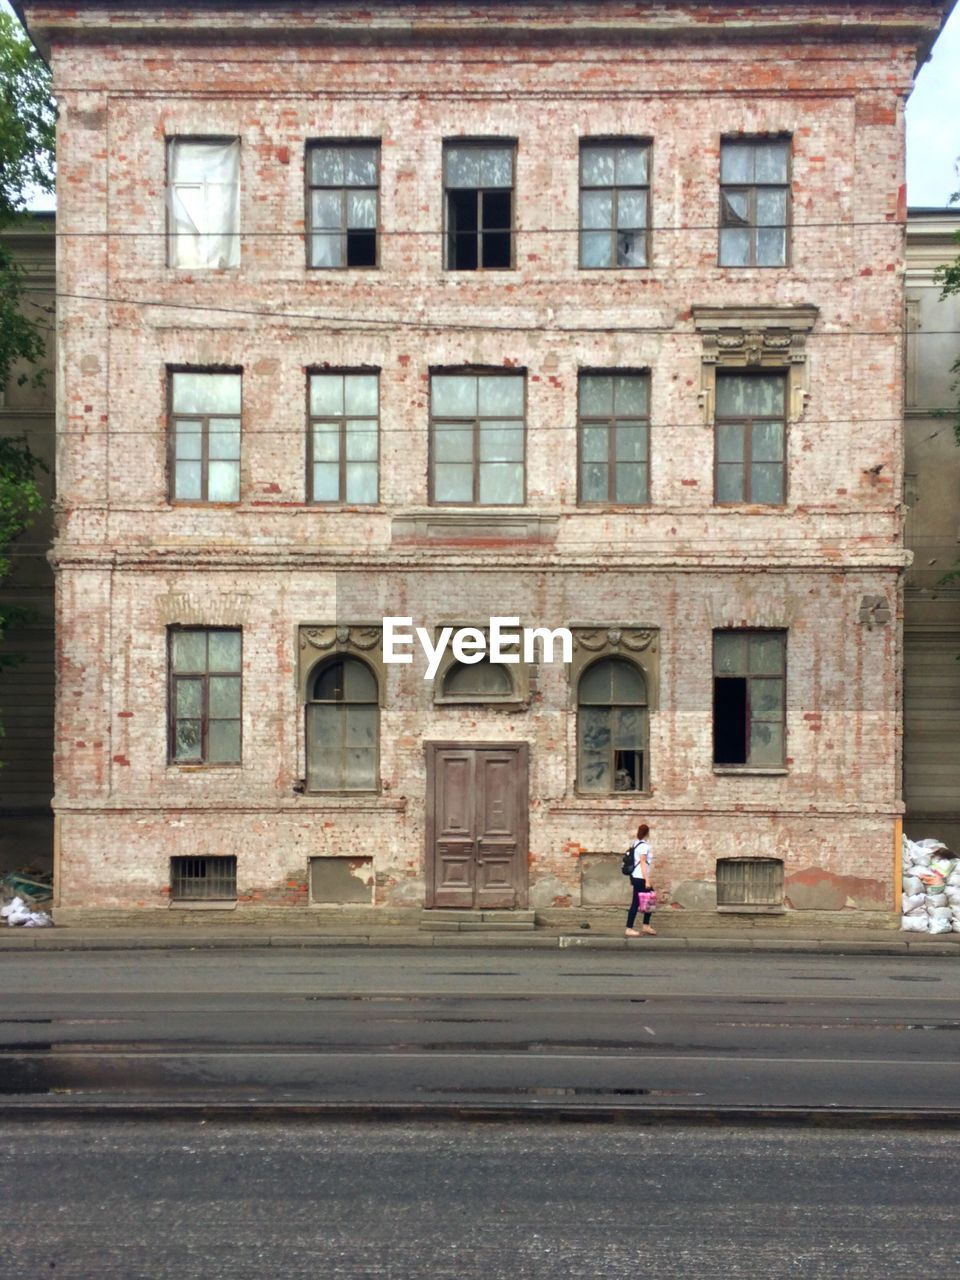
top-left (304, 655), bottom-right (380, 794)
top-left (713, 371), bottom-right (787, 506)
top-left (718, 134), bottom-right (792, 269)
top-left (428, 367), bottom-right (527, 507)
top-left (578, 137), bottom-right (652, 270)
top-left (575, 656), bottom-right (650, 795)
top-left (167, 367), bottom-right (243, 505)
top-left (712, 628), bottom-right (787, 770)
top-left (304, 138), bottom-right (381, 271)
top-left (306, 368), bottom-right (380, 505)
top-left (167, 626), bottom-right (243, 767)
top-left (443, 139), bottom-right (517, 272)
top-left (166, 136), bottom-right (241, 270)
top-left (577, 369), bottom-right (651, 506)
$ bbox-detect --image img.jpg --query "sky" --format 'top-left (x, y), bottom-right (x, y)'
top-left (3, 0), bottom-right (960, 209)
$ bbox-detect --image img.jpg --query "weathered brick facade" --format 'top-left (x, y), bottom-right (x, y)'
top-left (19, 0), bottom-right (950, 922)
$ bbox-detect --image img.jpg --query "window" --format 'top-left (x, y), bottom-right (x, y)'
top-left (307, 143), bottom-right (379, 269)
top-left (170, 856), bottom-right (237, 902)
top-left (305, 656), bottom-right (378, 791)
top-left (444, 142), bottom-right (514, 270)
top-left (577, 657), bottom-right (648, 793)
top-left (308, 372), bottom-right (379, 503)
top-left (169, 371), bottom-right (241, 503)
top-left (580, 141), bottom-right (650, 269)
top-left (578, 372), bottom-right (650, 504)
top-left (713, 631), bottom-right (785, 767)
top-left (715, 373), bottom-right (785, 505)
top-left (167, 138), bottom-right (240, 269)
top-left (719, 137), bottom-right (790, 267)
top-left (169, 629), bottom-right (242, 765)
top-left (441, 659), bottom-right (514, 700)
top-left (716, 858), bottom-right (784, 909)
top-left (430, 370), bottom-right (525, 505)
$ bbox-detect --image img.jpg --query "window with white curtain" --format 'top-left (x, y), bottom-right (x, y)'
top-left (167, 138), bottom-right (240, 269)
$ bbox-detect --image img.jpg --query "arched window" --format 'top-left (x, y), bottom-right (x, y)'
top-left (577, 657), bottom-right (648, 793)
top-left (441, 658), bottom-right (513, 700)
top-left (306, 656), bottom-right (378, 791)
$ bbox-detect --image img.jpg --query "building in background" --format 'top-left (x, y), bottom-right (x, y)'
top-left (904, 208), bottom-right (960, 851)
top-left (0, 212), bottom-right (55, 873)
top-left (16, 0), bottom-right (952, 924)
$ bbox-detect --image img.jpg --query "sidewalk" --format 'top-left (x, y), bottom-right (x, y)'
top-left (2, 920), bottom-right (958, 956)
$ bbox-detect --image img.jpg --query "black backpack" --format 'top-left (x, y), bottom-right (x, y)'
top-left (621, 845), bottom-right (635, 876)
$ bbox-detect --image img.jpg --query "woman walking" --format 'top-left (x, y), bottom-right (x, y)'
top-left (625, 822), bottom-right (657, 937)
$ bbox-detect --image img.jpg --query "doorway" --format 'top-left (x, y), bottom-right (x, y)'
top-left (425, 742), bottom-right (529, 909)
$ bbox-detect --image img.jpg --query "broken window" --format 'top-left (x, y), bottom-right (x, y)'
top-left (719, 137), bottom-right (790, 267)
top-left (577, 657), bottom-right (648, 793)
top-left (580, 141), bottom-right (650, 269)
top-left (307, 143), bottom-right (379, 269)
top-left (305, 656), bottom-right (379, 792)
top-left (308, 371), bottom-right (379, 503)
top-left (713, 631), bottom-right (786, 767)
top-left (169, 370), bottom-right (241, 503)
top-left (169, 629), bottom-right (242, 765)
top-left (578, 372), bottom-right (650, 504)
top-left (715, 373), bottom-right (785, 505)
top-left (167, 139), bottom-right (240, 269)
top-left (430, 370), bottom-right (525, 505)
top-left (444, 143), bottom-right (514, 270)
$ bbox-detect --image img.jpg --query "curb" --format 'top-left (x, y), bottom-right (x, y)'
top-left (3, 1101), bottom-right (960, 1127)
top-left (0, 931), bottom-right (958, 956)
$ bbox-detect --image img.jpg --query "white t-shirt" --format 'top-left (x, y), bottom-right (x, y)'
top-left (631, 839), bottom-right (653, 877)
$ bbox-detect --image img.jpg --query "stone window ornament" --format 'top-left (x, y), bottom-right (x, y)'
top-left (298, 624), bottom-right (386, 704)
top-left (692, 305), bottom-right (818, 425)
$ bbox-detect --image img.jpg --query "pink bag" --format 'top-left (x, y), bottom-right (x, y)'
top-left (636, 890), bottom-right (657, 912)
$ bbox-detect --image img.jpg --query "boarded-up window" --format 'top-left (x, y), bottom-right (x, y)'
top-left (716, 858), bottom-right (784, 907)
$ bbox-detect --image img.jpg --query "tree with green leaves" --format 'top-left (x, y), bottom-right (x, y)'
top-left (0, 10), bottom-right (56, 678)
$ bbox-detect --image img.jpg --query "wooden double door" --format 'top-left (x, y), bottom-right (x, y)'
top-left (425, 743), bottom-right (529, 909)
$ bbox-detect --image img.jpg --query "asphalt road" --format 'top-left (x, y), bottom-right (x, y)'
top-left (3, 1120), bottom-right (959, 1278)
top-left (1, 949), bottom-right (958, 1115)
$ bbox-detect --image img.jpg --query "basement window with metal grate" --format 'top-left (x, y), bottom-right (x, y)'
top-left (716, 857), bottom-right (784, 912)
top-left (170, 856), bottom-right (237, 903)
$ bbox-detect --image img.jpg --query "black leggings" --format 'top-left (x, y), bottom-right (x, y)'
top-left (627, 877), bottom-right (652, 928)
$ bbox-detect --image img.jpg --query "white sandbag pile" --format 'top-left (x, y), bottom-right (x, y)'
top-left (901, 836), bottom-right (960, 934)
top-left (0, 895), bottom-right (53, 928)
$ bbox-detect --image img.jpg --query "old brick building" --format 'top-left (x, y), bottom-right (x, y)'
top-left (18, 0), bottom-right (952, 923)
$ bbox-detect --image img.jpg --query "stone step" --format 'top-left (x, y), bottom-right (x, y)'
top-left (419, 909), bottom-right (536, 932)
